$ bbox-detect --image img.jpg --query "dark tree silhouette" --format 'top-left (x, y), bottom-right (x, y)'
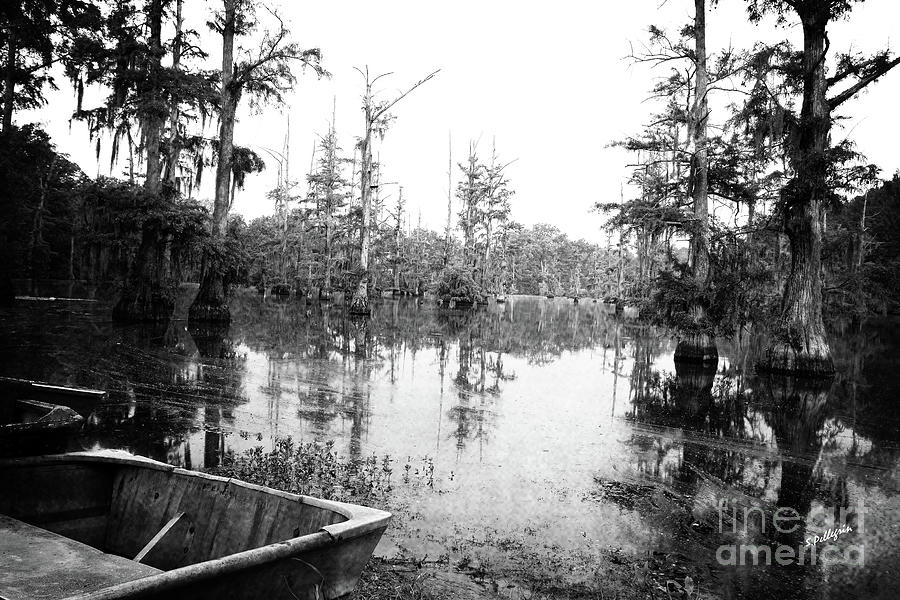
top-left (747, 0), bottom-right (900, 375)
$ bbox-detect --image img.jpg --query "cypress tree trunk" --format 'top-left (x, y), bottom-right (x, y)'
top-left (674, 0), bottom-right (718, 364)
top-left (112, 0), bottom-right (174, 322)
top-left (393, 230), bottom-right (401, 292)
top-left (190, 0), bottom-right (238, 323)
top-left (852, 192), bottom-right (867, 320)
top-left (0, 227), bottom-right (13, 303)
top-left (349, 105), bottom-right (372, 316)
top-left (443, 136), bottom-right (452, 268)
top-left (143, 0), bottom-right (164, 193)
top-left (164, 0), bottom-right (184, 188)
top-left (112, 222), bottom-right (172, 321)
top-left (323, 214), bottom-right (333, 295)
top-left (482, 219), bottom-right (492, 290)
top-left (464, 148), bottom-right (477, 272)
top-left (2, 29), bottom-right (15, 134)
top-left (1, 26), bottom-right (17, 302)
top-left (27, 159), bottom-right (56, 294)
top-left (758, 8), bottom-right (834, 376)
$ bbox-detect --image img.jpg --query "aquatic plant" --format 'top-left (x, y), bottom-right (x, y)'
top-left (402, 455), bottom-right (435, 489)
top-left (210, 437), bottom-right (393, 504)
top-left (211, 437), bottom-right (443, 505)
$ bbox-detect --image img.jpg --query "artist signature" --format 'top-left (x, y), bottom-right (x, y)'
top-left (805, 524), bottom-right (852, 546)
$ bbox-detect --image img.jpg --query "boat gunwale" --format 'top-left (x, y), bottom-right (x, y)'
top-left (66, 529), bottom-right (337, 600)
top-left (0, 450), bottom-right (393, 600)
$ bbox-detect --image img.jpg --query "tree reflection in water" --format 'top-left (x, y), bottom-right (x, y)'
top-left (611, 323), bottom-right (894, 599)
top-left (72, 317), bottom-right (248, 469)
top-left (2, 289), bottom-right (899, 599)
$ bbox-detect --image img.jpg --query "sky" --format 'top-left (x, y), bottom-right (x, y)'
top-left (20, 0), bottom-right (900, 243)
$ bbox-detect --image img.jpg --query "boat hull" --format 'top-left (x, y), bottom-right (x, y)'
top-left (0, 399), bottom-right (83, 457)
top-left (0, 376), bottom-right (107, 418)
top-left (0, 451), bottom-right (391, 600)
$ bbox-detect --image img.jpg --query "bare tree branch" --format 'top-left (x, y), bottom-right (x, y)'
top-left (828, 55), bottom-right (900, 109)
top-left (372, 69), bottom-right (441, 121)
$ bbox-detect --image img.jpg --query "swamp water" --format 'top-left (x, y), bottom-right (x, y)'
top-left (1, 284), bottom-right (899, 599)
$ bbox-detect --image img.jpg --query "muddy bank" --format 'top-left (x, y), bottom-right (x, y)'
top-left (354, 551), bottom-right (710, 600)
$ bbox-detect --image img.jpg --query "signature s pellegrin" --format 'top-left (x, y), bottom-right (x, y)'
top-left (806, 524), bottom-right (853, 546)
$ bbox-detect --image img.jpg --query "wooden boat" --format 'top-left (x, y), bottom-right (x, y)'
top-left (0, 376), bottom-right (107, 418)
top-left (0, 399), bottom-right (83, 457)
top-left (0, 450), bottom-right (391, 600)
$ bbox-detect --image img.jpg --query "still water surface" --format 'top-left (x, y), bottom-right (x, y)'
top-left (1, 284), bottom-right (898, 599)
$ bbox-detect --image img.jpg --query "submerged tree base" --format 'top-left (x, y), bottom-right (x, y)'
top-left (188, 301), bottom-right (231, 323)
top-left (270, 283), bottom-right (291, 296)
top-left (112, 287), bottom-right (174, 322)
top-left (674, 335), bottom-right (718, 364)
top-left (450, 299), bottom-right (475, 309)
top-left (757, 334), bottom-right (835, 377)
top-left (188, 321), bottom-right (234, 360)
top-left (348, 295), bottom-right (371, 316)
top-left (673, 359), bottom-right (717, 391)
top-left (349, 281), bottom-right (371, 316)
top-left (190, 266), bottom-right (231, 323)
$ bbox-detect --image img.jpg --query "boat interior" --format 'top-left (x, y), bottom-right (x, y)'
top-left (0, 454), bottom-right (355, 599)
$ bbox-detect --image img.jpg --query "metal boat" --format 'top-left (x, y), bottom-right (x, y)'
top-left (0, 398), bottom-right (83, 457)
top-left (0, 376), bottom-right (107, 418)
top-left (0, 450), bottom-right (391, 599)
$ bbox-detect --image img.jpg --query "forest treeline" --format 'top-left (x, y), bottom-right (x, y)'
top-left (1, 0), bottom-right (899, 376)
top-left (0, 123), bottom-right (634, 299)
top-left (4, 120), bottom-right (896, 314)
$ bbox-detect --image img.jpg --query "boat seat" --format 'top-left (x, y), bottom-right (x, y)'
top-left (133, 511), bottom-right (195, 570)
top-left (0, 513), bottom-right (161, 600)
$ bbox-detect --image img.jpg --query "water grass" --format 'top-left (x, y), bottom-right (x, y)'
top-left (209, 437), bottom-right (395, 505)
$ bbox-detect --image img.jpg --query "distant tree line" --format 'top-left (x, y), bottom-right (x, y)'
top-left (0, 121), bottom-right (645, 303)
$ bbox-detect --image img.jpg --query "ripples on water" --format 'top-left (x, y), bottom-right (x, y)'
top-left (1, 282), bottom-right (899, 599)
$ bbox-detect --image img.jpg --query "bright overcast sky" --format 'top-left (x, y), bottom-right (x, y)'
top-left (21, 0), bottom-right (900, 243)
